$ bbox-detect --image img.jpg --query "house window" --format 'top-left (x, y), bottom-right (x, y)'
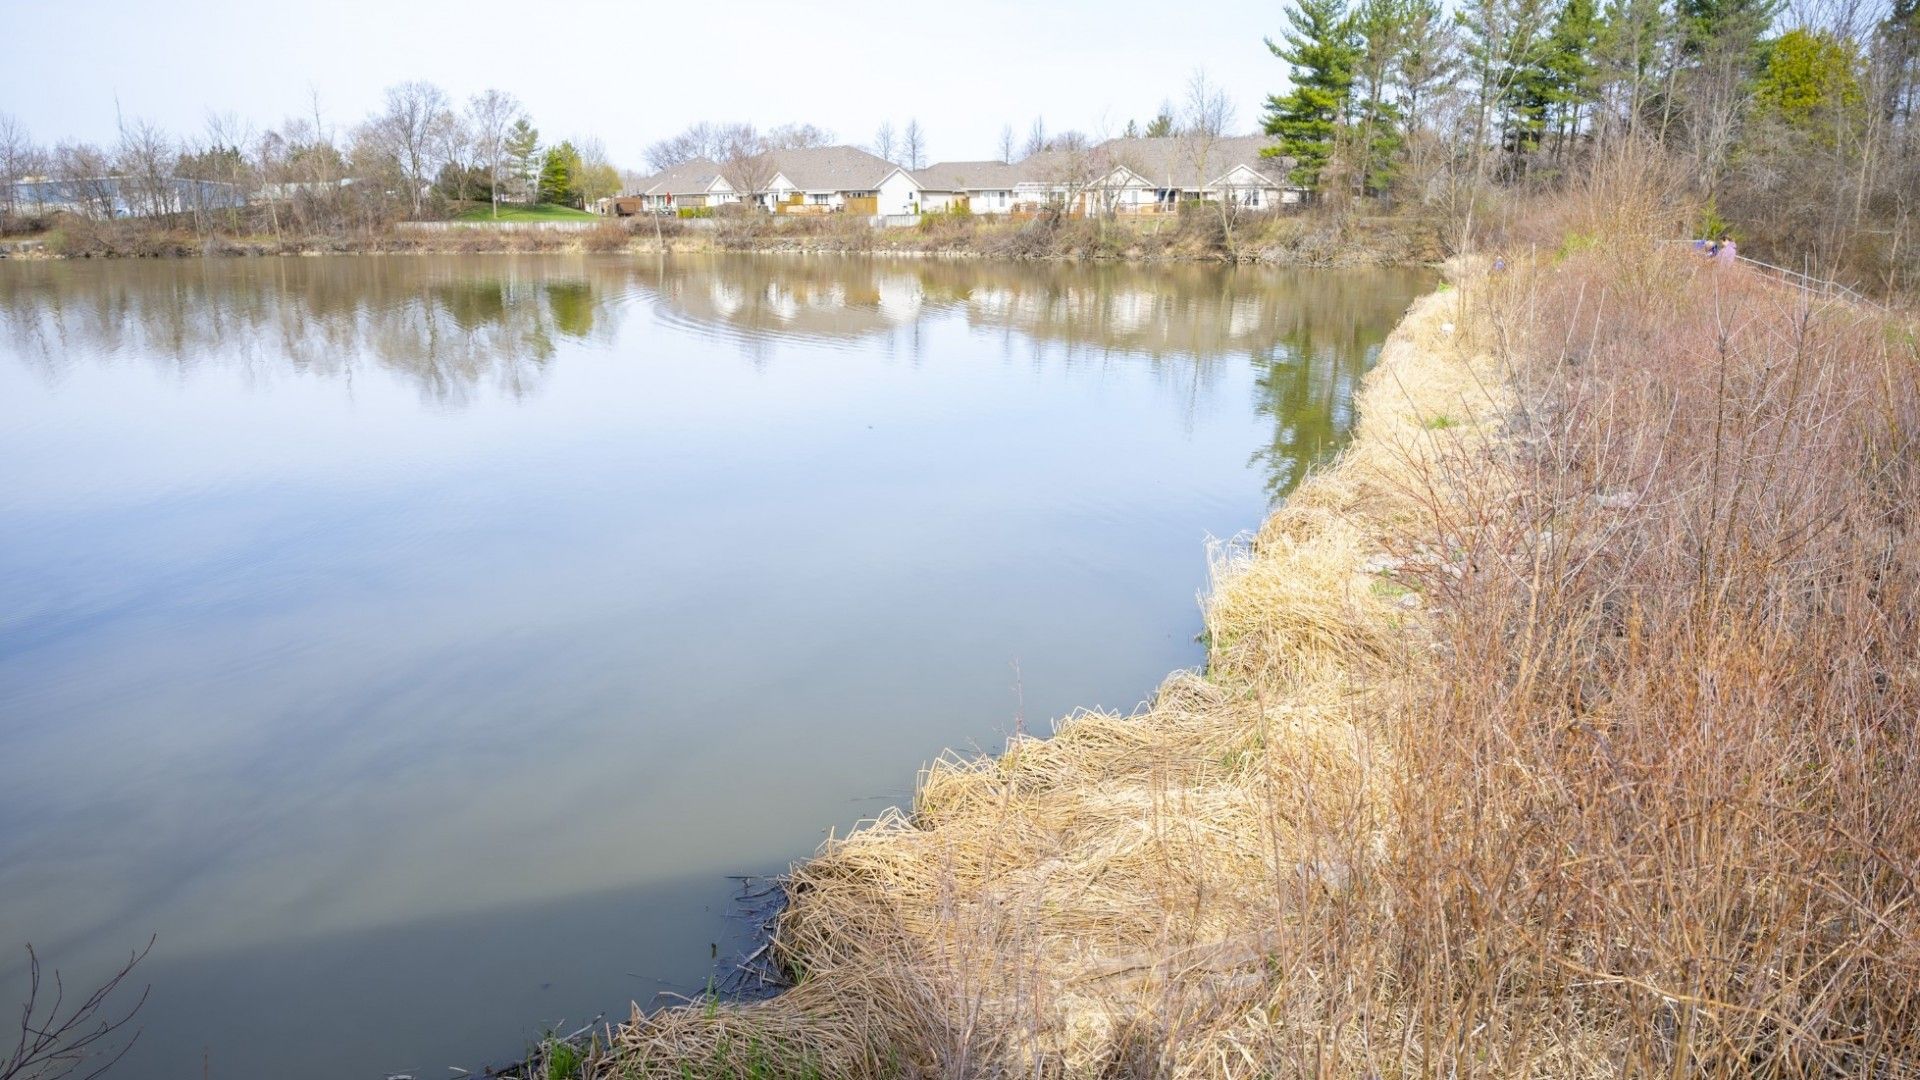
top-left (811, 193), bottom-right (830, 204)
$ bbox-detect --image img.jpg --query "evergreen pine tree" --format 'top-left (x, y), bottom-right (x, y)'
top-left (504, 118), bottom-right (540, 205)
top-left (1457, 0), bottom-right (1554, 172)
top-left (538, 141), bottom-right (583, 207)
top-left (1353, 0), bottom-right (1412, 196)
top-left (1262, 0), bottom-right (1360, 194)
top-left (1594, 0), bottom-right (1670, 136)
top-left (1542, 0), bottom-right (1603, 160)
top-left (1397, 0), bottom-right (1459, 139)
top-left (1678, 0), bottom-right (1778, 58)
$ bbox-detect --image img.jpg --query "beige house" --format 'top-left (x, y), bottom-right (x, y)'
top-left (632, 158), bottom-right (730, 212)
top-left (909, 160), bottom-right (1025, 214)
top-left (624, 136), bottom-right (1300, 219)
top-left (632, 146), bottom-right (921, 216)
top-left (914, 136), bottom-right (1301, 215)
top-left (755, 146), bottom-right (921, 216)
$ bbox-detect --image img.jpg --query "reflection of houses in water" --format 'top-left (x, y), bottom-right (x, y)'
top-left (636, 256), bottom-right (1425, 368)
top-left (630, 256), bottom-right (1432, 499)
top-left (0, 254), bottom-right (1433, 496)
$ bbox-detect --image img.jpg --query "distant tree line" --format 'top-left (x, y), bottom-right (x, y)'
top-left (0, 81), bottom-right (622, 236)
top-left (3, 14), bottom-right (1915, 288)
top-left (1260, 0), bottom-right (1918, 287)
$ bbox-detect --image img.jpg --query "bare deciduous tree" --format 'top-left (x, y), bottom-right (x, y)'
top-left (903, 118), bottom-right (927, 169)
top-left (765, 122), bottom-right (834, 149)
top-left (1182, 68), bottom-right (1236, 139)
top-left (467, 89), bottom-right (522, 218)
top-left (0, 113), bottom-right (39, 217)
top-left (646, 121), bottom-right (753, 171)
top-left (1023, 116), bottom-right (1048, 159)
top-left (873, 120), bottom-right (898, 163)
top-left (361, 81), bottom-right (455, 214)
top-left (573, 136), bottom-right (622, 206)
top-left (2, 937), bottom-right (153, 1080)
top-left (1182, 68), bottom-right (1244, 253)
top-left (719, 126), bottom-right (778, 209)
top-left (53, 143), bottom-right (116, 218)
top-left (114, 115), bottom-right (176, 219)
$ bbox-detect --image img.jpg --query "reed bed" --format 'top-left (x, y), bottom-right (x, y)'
top-left (591, 162), bottom-right (1920, 1078)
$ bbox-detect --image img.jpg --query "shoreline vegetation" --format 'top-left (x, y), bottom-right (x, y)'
top-left (0, 208), bottom-right (1445, 268)
top-left (512, 162), bottom-right (1917, 1078)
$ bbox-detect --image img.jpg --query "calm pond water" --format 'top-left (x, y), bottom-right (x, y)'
top-left (0, 254), bottom-right (1430, 1079)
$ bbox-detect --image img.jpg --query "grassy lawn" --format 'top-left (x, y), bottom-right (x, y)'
top-left (451, 203), bottom-right (599, 222)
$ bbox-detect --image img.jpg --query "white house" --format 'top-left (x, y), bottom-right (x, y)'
top-left (633, 146), bottom-right (919, 217)
top-left (917, 136), bottom-right (1301, 216)
top-left (633, 158), bottom-right (733, 212)
top-left (755, 146), bottom-right (919, 216)
top-left (909, 160), bottom-right (1025, 214)
top-left (631, 137), bottom-right (1297, 219)
top-left (1100, 136), bottom-right (1300, 210)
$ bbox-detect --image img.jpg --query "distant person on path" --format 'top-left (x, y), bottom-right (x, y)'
top-left (1715, 236), bottom-right (1738, 266)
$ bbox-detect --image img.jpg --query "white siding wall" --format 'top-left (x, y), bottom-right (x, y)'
top-left (972, 189), bottom-right (1013, 213)
top-left (877, 170), bottom-right (920, 216)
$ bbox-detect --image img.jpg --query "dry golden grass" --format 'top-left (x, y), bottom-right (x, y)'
top-left (592, 151), bottom-right (1920, 1079)
top-left (589, 278), bottom-right (1511, 1078)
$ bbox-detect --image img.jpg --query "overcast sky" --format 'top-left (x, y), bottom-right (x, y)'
top-left (1, 0), bottom-right (1295, 169)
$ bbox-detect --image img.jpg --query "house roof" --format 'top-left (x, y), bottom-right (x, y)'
top-left (1091, 135), bottom-right (1295, 190)
top-left (640, 158), bottom-right (725, 197)
top-left (916, 135), bottom-right (1296, 194)
top-left (760, 145), bottom-right (904, 192)
top-left (911, 160), bottom-right (1026, 192)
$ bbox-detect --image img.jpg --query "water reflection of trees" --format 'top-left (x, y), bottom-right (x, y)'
top-left (0, 258), bottom-right (617, 406)
top-left (0, 255), bottom-right (1429, 495)
top-left (1247, 279), bottom-right (1429, 499)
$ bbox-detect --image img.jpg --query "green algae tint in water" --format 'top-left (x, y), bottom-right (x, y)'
top-left (0, 254), bottom-right (1431, 1079)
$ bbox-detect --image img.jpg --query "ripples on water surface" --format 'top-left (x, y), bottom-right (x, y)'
top-left (0, 254), bottom-right (1432, 1078)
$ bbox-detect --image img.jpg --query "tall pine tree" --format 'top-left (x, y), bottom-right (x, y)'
top-left (1263, 0), bottom-right (1361, 195)
top-left (1397, 0), bottom-right (1459, 140)
top-left (1593, 0), bottom-right (1670, 138)
top-left (1542, 0), bottom-right (1603, 163)
top-left (504, 119), bottom-right (540, 205)
top-left (1458, 0), bottom-right (1554, 175)
top-left (1353, 0), bottom-right (1412, 196)
top-left (538, 141), bottom-right (582, 207)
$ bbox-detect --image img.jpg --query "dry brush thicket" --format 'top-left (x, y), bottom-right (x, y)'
top-left (584, 169), bottom-right (1920, 1079)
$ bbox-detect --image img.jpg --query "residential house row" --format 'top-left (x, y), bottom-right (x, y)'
top-left (607, 136), bottom-right (1301, 218)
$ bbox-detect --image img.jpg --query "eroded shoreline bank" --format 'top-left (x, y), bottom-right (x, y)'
top-left (563, 266), bottom-right (1498, 1078)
